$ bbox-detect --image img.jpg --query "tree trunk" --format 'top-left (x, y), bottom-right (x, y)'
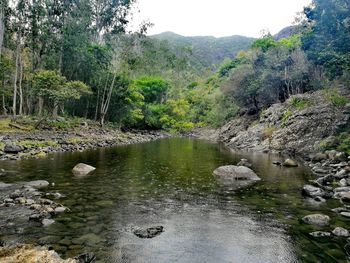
top-left (100, 73), bottom-right (116, 127)
top-left (12, 31), bottom-right (21, 117)
top-left (18, 55), bottom-right (23, 115)
top-left (38, 96), bottom-right (43, 116)
top-left (52, 102), bottom-right (58, 118)
top-left (0, 1), bottom-right (5, 59)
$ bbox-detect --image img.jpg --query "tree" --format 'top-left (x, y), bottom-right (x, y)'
top-left (302, 0), bottom-right (350, 78)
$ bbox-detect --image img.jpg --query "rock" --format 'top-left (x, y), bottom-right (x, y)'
top-left (331, 207), bottom-right (350, 213)
top-left (54, 207), bottom-right (67, 213)
top-left (341, 212), bottom-right (350, 218)
top-left (302, 214), bottom-right (330, 226)
top-left (25, 180), bottom-right (50, 189)
top-left (26, 199), bottom-right (35, 205)
top-left (302, 185), bottom-right (325, 197)
top-left (74, 253), bottom-right (96, 263)
top-left (312, 153), bottom-right (328, 162)
top-left (283, 159), bottom-right (298, 167)
top-left (213, 165), bottom-right (261, 187)
top-left (0, 182), bottom-right (13, 189)
top-left (339, 179), bottom-right (348, 187)
top-left (4, 144), bottom-right (24, 154)
top-left (29, 214), bottom-right (43, 222)
top-left (237, 159), bottom-right (252, 168)
top-left (272, 161), bottom-right (282, 166)
top-left (309, 231), bottom-right (331, 237)
top-left (334, 169), bottom-right (348, 179)
top-left (42, 219), bottom-right (55, 227)
top-left (314, 196), bottom-right (326, 203)
top-left (133, 226), bottom-right (164, 238)
top-left (334, 187), bottom-right (350, 193)
top-left (341, 192), bottom-right (350, 203)
top-left (72, 163), bottom-right (96, 176)
top-left (332, 227), bottom-right (349, 237)
top-left (4, 198), bottom-right (14, 203)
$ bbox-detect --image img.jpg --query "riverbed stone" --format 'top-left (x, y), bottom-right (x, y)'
top-left (332, 227), bottom-right (349, 237)
top-left (302, 214), bottom-right (330, 226)
top-left (72, 163), bottom-right (96, 176)
top-left (25, 180), bottom-right (50, 189)
top-left (312, 153), bottom-right (328, 162)
top-left (54, 207), bottom-right (67, 213)
top-left (309, 231), bottom-right (331, 237)
top-left (42, 219), bottom-right (55, 227)
top-left (283, 159), bottom-right (298, 167)
top-left (133, 226), bottom-right (164, 238)
top-left (237, 159), bottom-right (252, 168)
top-left (302, 185), bottom-right (325, 197)
top-left (4, 144), bottom-right (24, 154)
top-left (341, 212), bottom-right (350, 218)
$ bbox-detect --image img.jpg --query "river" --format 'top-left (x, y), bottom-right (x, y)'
top-left (0, 138), bottom-right (347, 262)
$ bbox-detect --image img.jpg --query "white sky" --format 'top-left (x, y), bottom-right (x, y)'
top-left (130, 0), bottom-right (312, 38)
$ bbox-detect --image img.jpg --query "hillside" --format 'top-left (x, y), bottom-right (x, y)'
top-left (151, 31), bottom-right (255, 71)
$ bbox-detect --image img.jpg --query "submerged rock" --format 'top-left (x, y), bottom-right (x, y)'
top-left (74, 252), bottom-right (96, 263)
top-left (24, 180), bottom-right (50, 189)
top-left (309, 231), bottom-right (331, 237)
top-left (302, 214), bottom-right (330, 226)
top-left (213, 165), bottom-right (261, 185)
top-left (133, 226), bottom-right (164, 239)
top-left (72, 163), bottom-right (96, 176)
top-left (42, 219), bottom-right (55, 227)
top-left (332, 227), bottom-right (349, 237)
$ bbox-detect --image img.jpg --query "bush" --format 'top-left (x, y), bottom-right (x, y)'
top-left (323, 88), bottom-right (348, 107)
top-left (289, 97), bottom-right (310, 109)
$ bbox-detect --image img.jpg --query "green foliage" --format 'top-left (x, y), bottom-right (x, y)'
top-left (289, 97), bottom-right (310, 109)
top-left (320, 133), bottom-right (350, 155)
top-left (323, 88), bottom-right (348, 107)
top-left (282, 109), bottom-right (293, 125)
top-left (251, 36), bottom-right (277, 52)
top-left (132, 76), bottom-right (170, 103)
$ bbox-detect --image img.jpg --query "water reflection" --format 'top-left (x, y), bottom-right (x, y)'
top-left (0, 138), bottom-right (313, 262)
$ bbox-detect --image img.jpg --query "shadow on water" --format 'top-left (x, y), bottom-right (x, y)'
top-left (0, 138), bottom-right (348, 262)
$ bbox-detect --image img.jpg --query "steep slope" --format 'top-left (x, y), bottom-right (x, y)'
top-left (151, 32), bottom-right (255, 71)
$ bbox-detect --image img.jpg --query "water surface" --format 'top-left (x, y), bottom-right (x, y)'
top-left (0, 138), bottom-right (347, 262)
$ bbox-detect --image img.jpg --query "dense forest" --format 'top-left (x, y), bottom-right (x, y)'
top-left (0, 0), bottom-right (349, 133)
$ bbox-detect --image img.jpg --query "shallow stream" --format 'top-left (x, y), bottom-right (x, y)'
top-left (0, 138), bottom-right (348, 262)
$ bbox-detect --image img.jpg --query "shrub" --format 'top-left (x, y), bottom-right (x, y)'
top-left (323, 88), bottom-right (348, 107)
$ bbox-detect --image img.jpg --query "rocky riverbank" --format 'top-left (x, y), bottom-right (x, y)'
top-left (0, 122), bottom-right (168, 161)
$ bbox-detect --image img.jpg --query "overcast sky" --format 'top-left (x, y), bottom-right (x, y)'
top-left (130, 0), bottom-right (312, 38)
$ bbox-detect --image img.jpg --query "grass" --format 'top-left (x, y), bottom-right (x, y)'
top-left (16, 140), bottom-right (58, 149)
top-left (282, 109), bottom-right (293, 126)
top-left (319, 133), bottom-right (350, 155)
top-left (289, 97), bottom-right (310, 109)
top-left (323, 88), bottom-right (348, 108)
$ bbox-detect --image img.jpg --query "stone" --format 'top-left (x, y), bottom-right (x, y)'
top-left (283, 159), bottom-right (298, 167)
top-left (42, 219), bottom-right (55, 227)
top-left (237, 159), bottom-right (252, 168)
top-left (332, 227), bottom-right (349, 237)
top-left (309, 231), bottom-right (331, 237)
top-left (0, 182), bottom-right (13, 189)
top-left (312, 153), bottom-right (328, 162)
top-left (340, 192), bottom-right (350, 203)
top-left (74, 253), bottom-right (96, 263)
top-left (134, 226), bottom-right (164, 238)
top-left (54, 207), bottom-right (67, 213)
top-left (341, 212), bottom-right (350, 218)
top-left (339, 179), bottom-right (348, 187)
top-left (302, 214), bottom-right (330, 226)
top-left (25, 180), bottom-right (50, 189)
top-left (334, 187), bottom-right (350, 193)
top-left (334, 169), bottom-right (348, 179)
top-left (213, 165), bottom-right (261, 187)
top-left (72, 163), bottom-right (96, 176)
top-left (4, 144), bottom-right (24, 154)
top-left (4, 198), bottom-right (14, 203)
top-left (302, 185), bottom-right (325, 197)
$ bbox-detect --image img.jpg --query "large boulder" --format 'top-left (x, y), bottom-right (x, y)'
top-left (283, 159), bottom-right (298, 167)
top-left (302, 214), bottom-right (330, 226)
top-left (72, 163), bottom-right (96, 176)
top-left (213, 165), bottom-right (261, 187)
top-left (4, 144), bottom-right (24, 154)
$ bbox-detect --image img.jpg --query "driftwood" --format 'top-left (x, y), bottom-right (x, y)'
top-left (9, 122), bottom-right (29, 131)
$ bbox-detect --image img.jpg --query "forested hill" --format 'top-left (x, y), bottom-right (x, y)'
top-left (151, 32), bottom-right (255, 70)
